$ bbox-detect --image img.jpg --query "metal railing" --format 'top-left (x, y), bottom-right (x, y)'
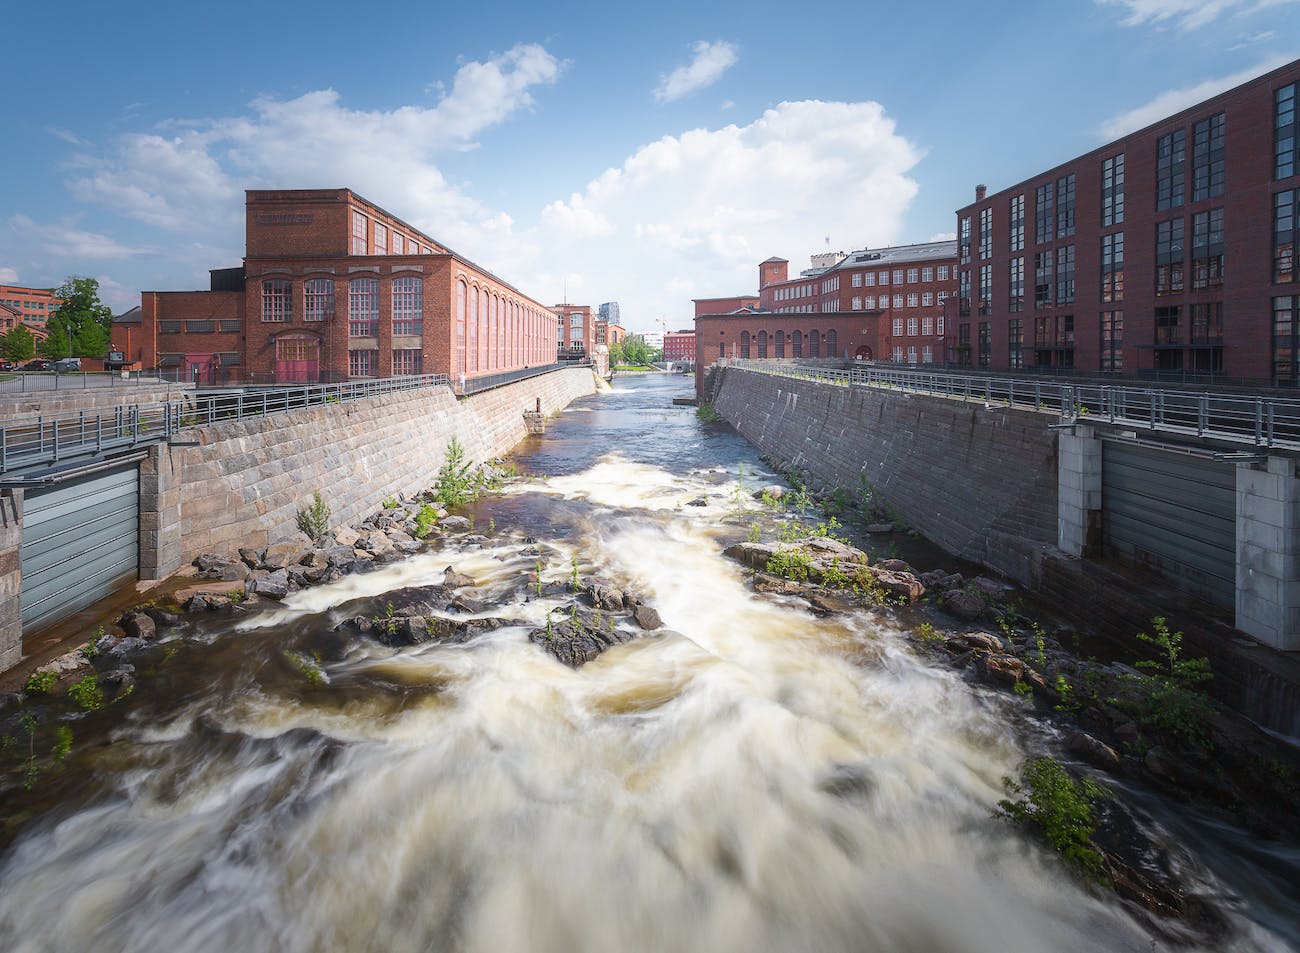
top-left (0, 371), bottom-right (179, 394)
top-left (454, 360), bottom-right (591, 395)
top-left (0, 373), bottom-right (450, 476)
top-left (723, 360), bottom-right (1300, 451)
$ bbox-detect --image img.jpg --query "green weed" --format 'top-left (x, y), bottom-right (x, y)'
top-left (998, 757), bottom-right (1110, 883)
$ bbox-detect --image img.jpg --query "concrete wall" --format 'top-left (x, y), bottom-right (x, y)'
top-left (0, 490), bottom-right (21, 671)
top-left (711, 366), bottom-right (1058, 585)
top-left (0, 382), bottom-right (191, 418)
top-left (149, 366), bottom-right (598, 571)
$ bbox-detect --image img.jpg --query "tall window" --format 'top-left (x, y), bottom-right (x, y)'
top-left (373, 222), bottom-right (388, 255)
top-left (977, 322), bottom-right (991, 367)
top-left (1190, 302), bottom-right (1223, 344)
top-left (456, 281), bottom-right (467, 376)
top-left (937, 265), bottom-right (949, 281)
top-left (1056, 174), bottom-right (1076, 238)
top-left (1191, 208), bottom-right (1225, 289)
top-left (1275, 296), bottom-right (1299, 384)
top-left (1009, 256), bottom-right (1024, 313)
top-left (907, 293), bottom-right (919, 307)
top-left (262, 280), bottom-right (291, 323)
top-left (809, 330), bottom-right (821, 357)
top-left (791, 330), bottom-right (803, 357)
top-left (959, 269), bottom-right (971, 315)
top-left (957, 323), bottom-right (971, 366)
top-left (1102, 154), bottom-right (1125, 226)
top-left (304, 278), bottom-right (333, 322)
top-left (1156, 218), bottom-right (1185, 295)
top-left (906, 268), bottom-right (919, 283)
top-left (907, 317), bottom-right (919, 336)
top-left (468, 286), bottom-right (479, 372)
top-left (1278, 82), bottom-right (1299, 180)
top-left (392, 233), bottom-right (405, 255)
top-left (1056, 246), bottom-right (1075, 304)
top-left (1275, 189), bottom-right (1297, 283)
top-left (959, 216), bottom-right (971, 264)
top-left (1034, 251), bottom-right (1053, 308)
top-left (348, 349), bottom-right (374, 377)
top-left (351, 211), bottom-right (368, 255)
top-left (775, 330), bottom-right (785, 357)
top-left (826, 329), bottom-right (837, 356)
top-left (348, 278), bottom-right (379, 336)
top-left (1192, 113), bottom-right (1225, 201)
top-left (739, 331), bottom-right (750, 358)
top-left (922, 267), bottom-right (934, 282)
top-left (1155, 306), bottom-right (1182, 345)
top-left (1157, 129), bottom-right (1186, 211)
top-left (757, 330), bottom-right (768, 358)
top-left (1102, 233), bottom-right (1125, 303)
top-left (392, 276), bottom-right (423, 335)
top-left (1101, 311), bottom-right (1123, 372)
top-left (978, 263), bottom-right (992, 315)
top-left (1035, 183), bottom-right (1053, 244)
top-left (979, 207), bottom-right (993, 260)
top-left (1008, 318), bottom-right (1024, 369)
top-left (392, 349), bottom-right (422, 375)
top-left (1009, 194), bottom-right (1025, 252)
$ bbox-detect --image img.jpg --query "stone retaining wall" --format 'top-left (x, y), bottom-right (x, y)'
top-left (711, 366), bottom-right (1059, 586)
top-left (151, 367), bottom-right (598, 571)
top-left (0, 382), bottom-right (192, 418)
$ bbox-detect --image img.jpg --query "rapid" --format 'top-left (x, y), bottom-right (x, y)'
top-left (0, 374), bottom-right (1295, 952)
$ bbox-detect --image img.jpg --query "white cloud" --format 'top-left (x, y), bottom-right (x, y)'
top-left (1098, 0), bottom-right (1297, 30)
top-left (1231, 29), bottom-right (1277, 48)
top-left (654, 41), bottom-right (739, 104)
top-left (1100, 55), bottom-right (1291, 138)
top-left (529, 100), bottom-right (922, 327)
top-left (0, 267), bottom-right (17, 283)
top-left (928, 231), bottom-right (957, 242)
top-left (8, 215), bottom-right (149, 260)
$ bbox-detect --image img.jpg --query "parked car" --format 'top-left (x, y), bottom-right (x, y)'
top-left (53, 357), bottom-right (82, 373)
top-left (0, 360), bottom-right (13, 371)
top-left (20, 359), bottom-right (52, 371)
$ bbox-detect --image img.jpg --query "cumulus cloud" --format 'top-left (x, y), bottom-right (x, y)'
top-left (1097, 0), bottom-right (1297, 29)
top-left (654, 41), bottom-right (739, 103)
top-left (1100, 54), bottom-right (1292, 138)
top-left (9, 215), bottom-right (149, 260)
top-left (530, 100), bottom-right (922, 325)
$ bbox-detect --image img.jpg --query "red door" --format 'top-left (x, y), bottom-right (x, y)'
top-left (275, 337), bottom-right (320, 383)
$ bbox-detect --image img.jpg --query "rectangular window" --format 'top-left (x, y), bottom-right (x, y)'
top-left (1155, 305), bottom-right (1181, 345)
top-left (922, 316), bottom-right (934, 335)
top-left (978, 263), bottom-right (992, 315)
top-left (184, 320), bottom-right (214, 333)
top-left (1035, 183), bottom-right (1053, 245)
top-left (892, 294), bottom-right (903, 308)
top-left (851, 296), bottom-right (862, 310)
top-left (922, 292), bottom-right (934, 307)
top-left (1278, 82), bottom-right (1299, 180)
top-left (218, 351), bottom-right (241, 367)
top-left (1101, 311), bottom-right (1124, 372)
top-left (1275, 296), bottom-right (1298, 384)
top-left (262, 279), bottom-right (292, 323)
top-left (1056, 174), bottom-right (1076, 238)
top-left (1056, 314), bottom-right (1075, 348)
top-left (936, 315), bottom-right (945, 336)
top-left (1102, 154), bottom-right (1125, 226)
top-left (957, 323), bottom-right (971, 367)
top-left (922, 267), bottom-right (934, 282)
top-left (392, 348), bottom-right (422, 375)
top-left (352, 211), bottom-right (368, 255)
top-left (852, 272), bottom-right (862, 287)
top-left (1008, 318), bottom-right (1024, 369)
top-left (907, 292), bottom-right (919, 307)
top-left (392, 276), bottom-right (423, 335)
top-left (349, 277), bottom-right (379, 336)
top-left (1156, 218), bottom-right (1185, 295)
top-left (907, 267), bottom-right (919, 283)
top-left (219, 319), bottom-right (242, 333)
top-left (348, 349), bottom-right (374, 377)
top-left (922, 345), bottom-right (933, 364)
top-left (937, 265), bottom-right (949, 281)
top-left (864, 296), bottom-right (876, 309)
top-left (1034, 251), bottom-right (1053, 308)
top-left (1190, 302), bottom-right (1223, 345)
top-left (159, 320), bottom-right (181, 334)
top-left (1157, 129), bottom-right (1186, 211)
top-left (1034, 316), bottom-right (1052, 348)
top-left (979, 207), bottom-right (993, 260)
top-left (1191, 208), bottom-right (1225, 290)
top-left (892, 318), bottom-right (903, 336)
top-left (1055, 246), bottom-right (1075, 304)
top-left (1192, 113), bottom-right (1225, 201)
top-left (892, 269), bottom-right (904, 284)
top-left (392, 233), bottom-right (405, 256)
top-left (1009, 256), bottom-right (1024, 313)
top-left (373, 222), bottom-right (388, 255)
top-left (959, 270), bottom-right (971, 316)
top-left (907, 317), bottom-right (919, 336)
top-left (959, 216), bottom-right (971, 264)
top-left (1009, 194), bottom-right (1025, 252)
top-left (1102, 233), bottom-right (1125, 304)
top-left (1275, 189), bottom-right (1297, 283)
top-left (977, 321), bottom-right (991, 367)
top-left (864, 272), bottom-right (876, 286)
top-left (304, 278), bottom-right (334, 322)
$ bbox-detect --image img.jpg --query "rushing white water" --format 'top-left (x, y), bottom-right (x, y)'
top-left (0, 380), bottom-right (1291, 952)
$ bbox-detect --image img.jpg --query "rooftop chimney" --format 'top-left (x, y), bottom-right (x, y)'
top-left (975, 183), bottom-right (987, 202)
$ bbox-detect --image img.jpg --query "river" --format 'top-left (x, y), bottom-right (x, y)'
top-left (0, 374), bottom-right (1295, 952)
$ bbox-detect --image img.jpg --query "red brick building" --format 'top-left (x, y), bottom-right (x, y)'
top-left (954, 58), bottom-right (1300, 382)
top-left (595, 321), bottom-right (626, 345)
top-left (0, 302), bottom-right (50, 347)
top-left (552, 303), bottom-right (596, 358)
top-left (663, 329), bottom-right (695, 363)
top-left (693, 294), bottom-right (759, 318)
top-left (115, 189), bottom-right (557, 385)
top-left (0, 284), bottom-right (61, 333)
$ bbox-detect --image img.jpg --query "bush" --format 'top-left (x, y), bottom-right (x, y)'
top-left (67, 673), bottom-right (104, 712)
top-left (766, 547), bottom-right (812, 582)
top-left (25, 669), bottom-right (56, 696)
top-left (1125, 617), bottom-right (1214, 745)
top-left (433, 437), bottom-right (476, 507)
top-left (695, 403), bottom-right (722, 422)
top-left (414, 503), bottom-right (439, 539)
top-left (999, 757), bottom-right (1109, 882)
top-left (297, 491), bottom-right (331, 539)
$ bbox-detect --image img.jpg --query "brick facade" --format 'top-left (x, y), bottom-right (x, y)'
top-left (663, 329), bottom-right (695, 362)
top-left (553, 303), bottom-right (596, 357)
top-left (0, 284), bottom-right (61, 333)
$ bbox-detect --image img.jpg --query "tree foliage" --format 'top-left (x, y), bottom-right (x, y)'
top-left (618, 334), bottom-right (661, 366)
top-left (44, 277), bottom-right (115, 359)
top-left (1, 324), bottom-right (36, 362)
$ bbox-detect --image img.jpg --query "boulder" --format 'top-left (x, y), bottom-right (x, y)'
top-left (864, 522), bottom-right (895, 534)
top-left (530, 612), bottom-right (635, 667)
top-left (979, 652), bottom-right (1028, 687)
top-left (970, 576), bottom-right (1007, 601)
top-left (324, 546), bottom-right (357, 571)
top-left (1065, 729), bottom-right (1121, 771)
top-left (948, 631), bottom-right (1004, 654)
top-left (752, 572), bottom-right (807, 596)
top-left (584, 580), bottom-right (625, 612)
top-left (300, 549), bottom-right (330, 569)
top-left (686, 496), bottom-right (709, 507)
top-left (103, 637), bottom-right (149, 658)
top-left (803, 536), bottom-right (869, 565)
top-left (941, 588), bottom-right (986, 621)
top-left (920, 570), bottom-right (964, 592)
top-left (449, 594), bottom-right (489, 615)
top-left (876, 558), bottom-right (912, 573)
top-left (722, 541), bottom-right (779, 571)
top-left (441, 516), bottom-right (473, 532)
top-left (443, 567), bottom-right (476, 589)
top-left (140, 606), bottom-right (183, 628)
top-left (238, 547), bottom-right (265, 568)
top-left (118, 611), bottom-right (156, 642)
top-left (359, 532), bottom-right (395, 558)
top-left (194, 553), bottom-right (232, 573)
top-left (263, 534), bottom-right (312, 570)
top-left (333, 526), bottom-right (361, 548)
top-left (252, 569), bottom-right (290, 600)
top-left (870, 567), bottom-right (925, 603)
top-left (753, 485), bottom-right (784, 501)
top-left (633, 604), bottom-right (663, 630)
top-left (221, 561), bottom-right (251, 582)
top-left (101, 667), bottom-right (137, 697)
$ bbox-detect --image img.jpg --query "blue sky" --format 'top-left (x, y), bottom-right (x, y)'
top-left (1, 0), bottom-right (1296, 332)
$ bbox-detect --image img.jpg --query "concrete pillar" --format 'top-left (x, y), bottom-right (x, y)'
top-left (1057, 425), bottom-right (1102, 557)
top-left (1236, 456), bottom-right (1300, 651)
top-left (139, 444), bottom-right (182, 580)
top-left (0, 489), bottom-right (22, 672)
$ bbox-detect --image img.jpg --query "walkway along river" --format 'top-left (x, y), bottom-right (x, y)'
top-left (0, 374), bottom-right (1297, 952)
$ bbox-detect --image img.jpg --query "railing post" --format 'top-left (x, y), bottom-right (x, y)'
top-left (53, 420), bottom-right (59, 462)
top-left (1256, 401), bottom-right (1264, 445)
top-left (1198, 394), bottom-right (1207, 436)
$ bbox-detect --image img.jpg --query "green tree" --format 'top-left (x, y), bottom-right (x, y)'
top-left (620, 334), bottom-right (661, 366)
top-left (46, 277), bottom-right (115, 359)
top-left (1, 324), bottom-right (36, 363)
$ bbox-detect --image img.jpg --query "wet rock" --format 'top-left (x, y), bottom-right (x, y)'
top-left (264, 534), bottom-right (312, 570)
top-left (118, 611), bottom-right (156, 642)
top-left (337, 585), bottom-right (452, 620)
top-left (686, 496), bottom-right (709, 507)
top-left (449, 594), bottom-right (489, 614)
top-left (0, 692), bottom-right (21, 714)
top-left (140, 606), bottom-right (183, 628)
top-left (633, 604), bottom-right (663, 630)
top-left (183, 595), bottom-right (212, 613)
top-left (194, 553), bottom-right (232, 573)
top-left (443, 567), bottom-right (475, 589)
top-left (333, 526), bottom-right (361, 548)
top-left (252, 569), bottom-right (290, 600)
top-left (530, 613), bottom-right (634, 667)
top-left (803, 537), bottom-right (869, 565)
top-left (440, 516), bottom-right (472, 532)
top-left (584, 580), bottom-right (625, 611)
top-left (722, 541), bottom-right (779, 571)
top-left (1144, 746), bottom-right (1179, 781)
top-left (350, 549), bottom-right (375, 572)
top-left (751, 572), bottom-right (806, 596)
top-left (941, 588), bottom-right (986, 620)
top-left (101, 667), bottom-right (136, 696)
top-left (870, 568), bottom-right (924, 603)
top-left (300, 549), bottom-right (330, 569)
top-left (238, 547), bottom-right (264, 568)
top-left (300, 565), bottom-right (329, 584)
top-left (1065, 729), bottom-right (1121, 771)
top-left (947, 631), bottom-right (1004, 654)
top-left (979, 652), bottom-right (1028, 687)
top-left (864, 522), bottom-right (896, 534)
top-left (104, 637), bottom-right (149, 658)
top-left (970, 576), bottom-right (1007, 601)
top-left (753, 485), bottom-right (784, 501)
top-left (920, 570), bottom-right (964, 591)
top-left (807, 591), bottom-right (854, 616)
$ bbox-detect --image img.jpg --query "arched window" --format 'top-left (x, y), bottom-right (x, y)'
top-left (826, 329), bottom-right (837, 357)
top-left (391, 276), bottom-right (422, 335)
top-left (757, 330), bottom-right (768, 358)
top-left (468, 286), bottom-right (479, 372)
top-left (480, 289), bottom-right (489, 370)
top-left (348, 278), bottom-right (378, 336)
top-left (456, 280), bottom-right (467, 376)
top-left (303, 278), bottom-right (333, 322)
top-left (774, 330), bottom-right (785, 357)
top-left (791, 330), bottom-right (803, 357)
top-left (809, 330), bottom-right (821, 357)
top-left (739, 330), bottom-right (751, 359)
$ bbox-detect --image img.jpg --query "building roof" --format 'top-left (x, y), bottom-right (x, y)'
top-left (760, 256), bottom-right (789, 264)
top-left (114, 306), bottom-right (142, 324)
top-left (831, 240), bottom-right (958, 271)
